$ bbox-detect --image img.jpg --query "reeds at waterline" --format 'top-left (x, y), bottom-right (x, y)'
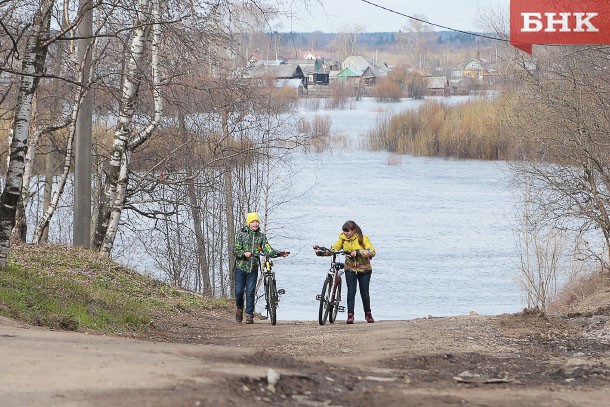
top-left (367, 96), bottom-right (523, 161)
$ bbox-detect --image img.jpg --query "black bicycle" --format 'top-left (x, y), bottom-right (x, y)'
top-left (315, 248), bottom-right (348, 325)
top-left (257, 252), bottom-right (288, 325)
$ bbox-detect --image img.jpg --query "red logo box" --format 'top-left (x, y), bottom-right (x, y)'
top-left (510, 0), bottom-right (610, 53)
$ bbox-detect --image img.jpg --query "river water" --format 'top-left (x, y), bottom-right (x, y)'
top-left (262, 97), bottom-right (522, 321)
top-left (104, 96), bottom-right (522, 321)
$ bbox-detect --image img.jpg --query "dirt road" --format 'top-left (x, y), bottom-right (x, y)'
top-left (2, 310), bottom-right (610, 407)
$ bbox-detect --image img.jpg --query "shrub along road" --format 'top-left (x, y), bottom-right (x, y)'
top-left (2, 307), bottom-right (610, 407)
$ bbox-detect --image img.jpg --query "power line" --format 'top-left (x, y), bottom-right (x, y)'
top-left (359, 0), bottom-right (508, 43)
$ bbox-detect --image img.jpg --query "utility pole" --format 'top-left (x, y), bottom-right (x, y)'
top-left (74, 0), bottom-right (93, 248)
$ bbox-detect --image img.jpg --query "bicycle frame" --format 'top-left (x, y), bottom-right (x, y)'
top-left (256, 253), bottom-right (285, 325)
top-left (328, 253), bottom-right (345, 311)
top-left (316, 249), bottom-right (347, 324)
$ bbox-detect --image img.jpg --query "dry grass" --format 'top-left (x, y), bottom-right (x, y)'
top-left (548, 271), bottom-right (610, 315)
top-left (300, 115), bottom-right (332, 152)
top-left (367, 95), bottom-right (524, 160)
top-left (372, 78), bottom-right (404, 102)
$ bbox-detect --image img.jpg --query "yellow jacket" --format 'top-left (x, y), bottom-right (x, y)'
top-left (331, 233), bottom-right (376, 273)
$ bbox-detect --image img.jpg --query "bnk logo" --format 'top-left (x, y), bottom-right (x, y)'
top-left (521, 12), bottom-right (599, 32)
top-left (510, 0), bottom-right (610, 54)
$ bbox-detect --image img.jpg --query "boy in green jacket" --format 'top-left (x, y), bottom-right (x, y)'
top-left (233, 212), bottom-right (288, 324)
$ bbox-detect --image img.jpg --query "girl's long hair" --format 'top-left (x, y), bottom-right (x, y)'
top-left (342, 220), bottom-right (364, 247)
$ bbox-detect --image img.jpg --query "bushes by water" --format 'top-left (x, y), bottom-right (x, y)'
top-left (367, 96), bottom-right (524, 160)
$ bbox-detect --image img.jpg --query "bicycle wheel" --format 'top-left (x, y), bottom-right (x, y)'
top-left (267, 277), bottom-right (278, 326)
top-left (329, 277), bottom-right (341, 323)
top-left (318, 277), bottom-right (331, 325)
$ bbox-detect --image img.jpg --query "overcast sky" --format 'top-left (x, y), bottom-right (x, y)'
top-left (278, 0), bottom-right (508, 33)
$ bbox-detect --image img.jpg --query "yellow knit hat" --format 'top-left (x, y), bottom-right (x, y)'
top-left (246, 212), bottom-right (260, 225)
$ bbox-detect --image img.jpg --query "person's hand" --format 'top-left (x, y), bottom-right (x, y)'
top-left (313, 245), bottom-right (319, 250)
top-left (244, 252), bottom-right (252, 258)
top-left (350, 251), bottom-right (357, 257)
top-left (281, 251), bottom-right (290, 257)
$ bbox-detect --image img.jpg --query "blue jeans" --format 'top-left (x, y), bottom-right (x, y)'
top-left (235, 268), bottom-right (258, 316)
top-left (345, 270), bottom-right (372, 315)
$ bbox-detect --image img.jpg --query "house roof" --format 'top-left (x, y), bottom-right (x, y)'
top-left (362, 66), bottom-right (380, 78)
top-left (297, 63), bottom-right (317, 74)
top-left (337, 68), bottom-right (362, 78)
top-left (243, 64), bottom-right (303, 79)
top-left (426, 76), bottom-right (448, 89)
top-left (341, 55), bottom-right (371, 72)
top-left (301, 51), bottom-right (322, 60)
top-left (462, 58), bottom-right (495, 72)
top-left (275, 78), bottom-right (303, 89)
top-left (286, 59), bottom-right (315, 65)
top-left (254, 59), bottom-right (284, 66)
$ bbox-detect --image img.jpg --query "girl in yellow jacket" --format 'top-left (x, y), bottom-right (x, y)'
top-left (317, 220), bottom-right (376, 324)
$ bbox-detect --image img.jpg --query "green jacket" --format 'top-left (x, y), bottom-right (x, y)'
top-left (233, 226), bottom-right (279, 273)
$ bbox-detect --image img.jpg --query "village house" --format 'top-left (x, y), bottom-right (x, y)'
top-left (425, 76), bottom-right (450, 96)
top-left (341, 55), bottom-right (371, 72)
top-left (286, 58), bottom-right (330, 85)
top-left (300, 51), bottom-right (322, 60)
top-left (241, 61), bottom-right (307, 91)
top-left (336, 55), bottom-right (385, 86)
top-left (461, 58), bottom-right (496, 79)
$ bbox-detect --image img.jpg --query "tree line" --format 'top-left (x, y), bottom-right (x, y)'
top-left (0, 0), bottom-right (315, 297)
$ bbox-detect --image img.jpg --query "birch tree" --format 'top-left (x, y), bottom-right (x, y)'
top-left (92, 0), bottom-right (163, 255)
top-left (0, 0), bottom-right (54, 269)
top-left (32, 82), bottom-right (86, 243)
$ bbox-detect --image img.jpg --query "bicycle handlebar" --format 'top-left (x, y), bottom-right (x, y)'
top-left (256, 251), bottom-right (290, 258)
top-left (313, 246), bottom-right (351, 256)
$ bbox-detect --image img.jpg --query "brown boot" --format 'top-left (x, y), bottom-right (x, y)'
top-left (245, 314), bottom-right (254, 324)
top-left (235, 307), bottom-right (243, 323)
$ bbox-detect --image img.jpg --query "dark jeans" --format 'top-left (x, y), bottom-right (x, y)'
top-left (235, 268), bottom-right (258, 316)
top-left (345, 270), bottom-right (372, 315)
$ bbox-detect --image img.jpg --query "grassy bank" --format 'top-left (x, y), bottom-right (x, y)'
top-left (0, 244), bottom-right (228, 334)
top-left (367, 96), bottom-right (524, 160)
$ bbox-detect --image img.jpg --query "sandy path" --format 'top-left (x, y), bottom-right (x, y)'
top-left (1, 314), bottom-right (609, 406)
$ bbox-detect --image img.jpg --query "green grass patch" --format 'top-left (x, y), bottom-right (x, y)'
top-left (0, 244), bottom-right (229, 334)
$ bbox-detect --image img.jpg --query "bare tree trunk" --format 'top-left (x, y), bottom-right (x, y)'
top-left (0, 0), bottom-right (54, 269)
top-left (180, 112), bottom-right (211, 294)
top-left (11, 93), bottom-right (39, 243)
top-left (33, 84), bottom-right (84, 244)
top-left (219, 202), bottom-right (226, 298)
top-left (93, 0), bottom-right (163, 255)
top-left (187, 177), bottom-right (210, 293)
top-left (40, 137), bottom-right (55, 242)
top-left (14, 115), bottom-right (72, 243)
top-left (222, 108), bottom-right (236, 298)
top-left (40, 0), bottom-right (70, 243)
top-left (90, 154), bottom-right (104, 244)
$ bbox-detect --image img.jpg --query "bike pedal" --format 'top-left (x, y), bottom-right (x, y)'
top-left (278, 289), bottom-right (286, 295)
top-left (338, 306), bottom-right (345, 312)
